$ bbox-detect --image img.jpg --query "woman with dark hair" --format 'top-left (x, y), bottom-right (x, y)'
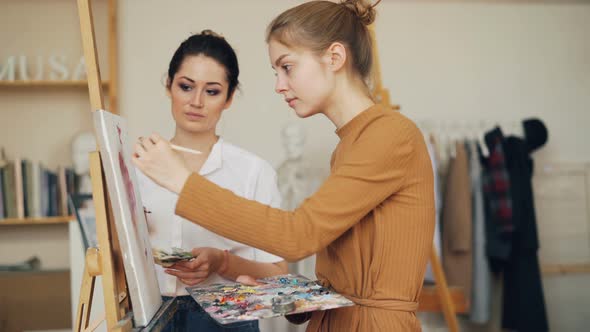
top-left (136, 30), bottom-right (287, 332)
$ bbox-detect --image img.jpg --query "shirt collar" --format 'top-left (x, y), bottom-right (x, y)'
top-left (199, 137), bottom-right (223, 176)
top-left (335, 104), bottom-right (385, 139)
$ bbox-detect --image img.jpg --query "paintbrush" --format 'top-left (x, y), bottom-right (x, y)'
top-left (171, 144), bottom-right (202, 155)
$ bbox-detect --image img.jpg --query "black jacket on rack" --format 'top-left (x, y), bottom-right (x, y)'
top-left (483, 119), bottom-right (549, 332)
top-left (482, 127), bottom-right (514, 270)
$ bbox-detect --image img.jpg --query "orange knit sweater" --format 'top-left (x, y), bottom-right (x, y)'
top-left (176, 104), bottom-right (435, 331)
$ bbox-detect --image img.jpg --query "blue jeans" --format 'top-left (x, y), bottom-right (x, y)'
top-left (162, 296), bottom-right (259, 332)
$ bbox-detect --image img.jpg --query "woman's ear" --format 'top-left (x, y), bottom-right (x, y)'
top-left (223, 90), bottom-right (235, 110)
top-left (165, 78), bottom-right (172, 98)
top-left (323, 42), bottom-right (347, 72)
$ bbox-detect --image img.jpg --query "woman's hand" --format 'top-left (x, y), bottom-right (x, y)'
top-left (235, 275), bottom-right (262, 286)
top-left (132, 133), bottom-right (191, 194)
top-left (164, 247), bottom-right (225, 286)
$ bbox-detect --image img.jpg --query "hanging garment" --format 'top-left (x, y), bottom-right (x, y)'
top-left (467, 141), bottom-right (492, 324)
top-left (441, 141), bottom-right (473, 301)
top-left (423, 136), bottom-right (442, 283)
top-left (499, 119), bottom-right (549, 332)
top-left (481, 127), bottom-right (514, 272)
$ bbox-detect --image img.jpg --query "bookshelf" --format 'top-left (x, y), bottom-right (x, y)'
top-left (0, 1), bottom-right (117, 327)
top-left (0, 0), bottom-right (118, 225)
top-left (0, 2), bottom-right (112, 330)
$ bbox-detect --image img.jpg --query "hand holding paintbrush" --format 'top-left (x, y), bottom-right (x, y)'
top-left (170, 144), bottom-right (202, 155)
top-left (132, 133), bottom-right (193, 194)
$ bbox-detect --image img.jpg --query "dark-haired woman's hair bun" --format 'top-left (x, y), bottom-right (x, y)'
top-left (201, 29), bottom-right (224, 39)
top-left (340, 0), bottom-right (381, 26)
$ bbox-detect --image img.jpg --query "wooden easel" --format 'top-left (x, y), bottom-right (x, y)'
top-left (74, 1), bottom-right (177, 330)
top-left (74, 0), bottom-right (133, 330)
top-left (368, 25), bottom-right (465, 332)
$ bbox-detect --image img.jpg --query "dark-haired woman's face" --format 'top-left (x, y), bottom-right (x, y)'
top-left (168, 55), bottom-right (232, 136)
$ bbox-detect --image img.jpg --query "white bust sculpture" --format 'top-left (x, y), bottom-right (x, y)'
top-left (72, 131), bottom-right (96, 194)
top-left (282, 122), bottom-right (306, 161)
top-left (276, 123), bottom-right (324, 281)
top-left (276, 123), bottom-right (321, 211)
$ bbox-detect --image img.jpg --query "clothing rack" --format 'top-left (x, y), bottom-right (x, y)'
top-left (418, 127), bottom-right (590, 279)
top-left (414, 119), bottom-right (527, 160)
top-left (415, 119), bottom-right (524, 141)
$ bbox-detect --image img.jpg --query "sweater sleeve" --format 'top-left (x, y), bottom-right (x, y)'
top-left (176, 119), bottom-right (417, 261)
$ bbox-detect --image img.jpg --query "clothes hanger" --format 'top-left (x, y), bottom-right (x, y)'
top-left (448, 122), bottom-right (458, 159)
top-left (478, 120), bottom-right (490, 157)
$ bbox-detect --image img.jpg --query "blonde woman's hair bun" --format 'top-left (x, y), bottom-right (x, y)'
top-left (340, 0), bottom-right (381, 26)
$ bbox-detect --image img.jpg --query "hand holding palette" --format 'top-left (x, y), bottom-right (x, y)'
top-left (152, 247), bottom-right (194, 267)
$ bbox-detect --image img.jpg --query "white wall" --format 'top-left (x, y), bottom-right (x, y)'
top-left (121, 0), bottom-right (590, 169)
top-left (375, 0), bottom-right (590, 164)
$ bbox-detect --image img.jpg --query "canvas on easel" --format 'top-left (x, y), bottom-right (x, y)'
top-left (93, 109), bottom-right (162, 326)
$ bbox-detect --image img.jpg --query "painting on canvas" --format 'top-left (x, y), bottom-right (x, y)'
top-left (187, 274), bottom-right (354, 325)
top-left (93, 109), bottom-right (162, 326)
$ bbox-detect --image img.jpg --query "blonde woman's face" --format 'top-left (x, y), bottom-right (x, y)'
top-left (269, 39), bottom-right (333, 118)
top-left (168, 55), bottom-right (232, 135)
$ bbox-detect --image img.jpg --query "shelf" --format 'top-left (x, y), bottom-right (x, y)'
top-left (418, 285), bottom-right (469, 313)
top-left (0, 216), bottom-right (74, 225)
top-left (542, 263), bottom-right (590, 275)
top-left (0, 80), bottom-right (110, 89)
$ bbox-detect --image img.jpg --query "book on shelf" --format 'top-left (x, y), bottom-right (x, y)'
top-left (58, 166), bottom-right (68, 217)
top-left (30, 161), bottom-right (42, 218)
top-left (0, 161), bottom-right (5, 219)
top-left (2, 160), bottom-right (18, 218)
top-left (14, 157), bottom-right (24, 219)
top-left (48, 170), bottom-right (57, 217)
top-left (22, 160), bottom-right (30, 218)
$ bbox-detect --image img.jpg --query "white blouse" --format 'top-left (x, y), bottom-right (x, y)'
top-left (137, 138), bottom-right (283, 296)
